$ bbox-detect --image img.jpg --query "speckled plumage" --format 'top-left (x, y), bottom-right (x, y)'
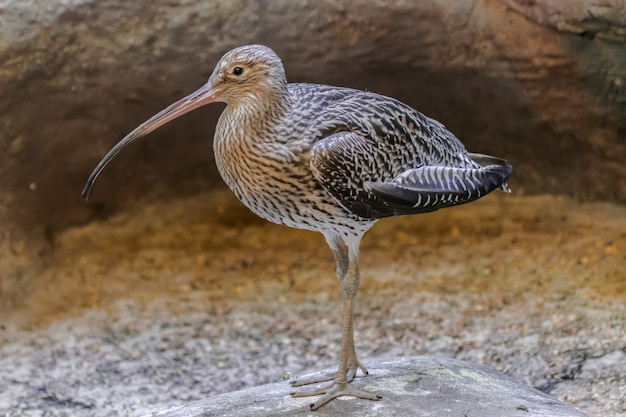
top-left (214, 78), bottom-right (510, 237)
top-left (82, 44), bottom-right (512, 410)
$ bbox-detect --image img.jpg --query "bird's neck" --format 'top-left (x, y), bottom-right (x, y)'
top-left (226, 85), bottom-right (290, 133)
top-left (214, 85), bottom-right (292, 160)
top-left (213, 85), bottom-right (296, 206)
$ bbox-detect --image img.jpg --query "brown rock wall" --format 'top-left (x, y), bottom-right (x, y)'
top-left (1, 0), bottom-right (625, 305)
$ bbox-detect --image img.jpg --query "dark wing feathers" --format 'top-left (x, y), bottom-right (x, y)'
top-left (365, 163), bottom-right (513, 214)
top-left (310, 131), bottom-right (392, 219)
top-left (468, 153), bottom-right (513, 192)
top-left (303, 85), bottom-right (512, 219)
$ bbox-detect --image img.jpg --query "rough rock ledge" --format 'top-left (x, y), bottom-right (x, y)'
top-left (147, 356), bottom-right (588, 417)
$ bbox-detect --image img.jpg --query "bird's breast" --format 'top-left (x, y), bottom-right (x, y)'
top-left (213, 124), bottom-right (308, 223)
top-left (211, 107), bottom-right (375, 236)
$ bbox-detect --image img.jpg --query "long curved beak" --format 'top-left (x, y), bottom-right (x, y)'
top-left (81, 83), bottom-right (220, 200)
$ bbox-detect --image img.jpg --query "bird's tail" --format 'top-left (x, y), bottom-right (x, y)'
top-left (365, 153), bottom-right (513, 215)
top-left (468, 153), bottom-right (513, 193)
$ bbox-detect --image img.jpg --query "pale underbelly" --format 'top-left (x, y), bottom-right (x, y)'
top-left (231, 182), bottom-right (374, 238)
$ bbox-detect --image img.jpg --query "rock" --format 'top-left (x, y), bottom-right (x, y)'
top-left (146, 356), bottom-right (588, 417)
top-left (502, 0), bottom-right (626, 42)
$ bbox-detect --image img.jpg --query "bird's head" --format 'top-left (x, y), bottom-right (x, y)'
top-left (81, 45), bottom-right (287, 200)
top-left (208, 44), bottom-right (287, 105)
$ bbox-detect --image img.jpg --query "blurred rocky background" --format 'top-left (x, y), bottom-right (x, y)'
top-left (1, 1), bottom-right (625, 416)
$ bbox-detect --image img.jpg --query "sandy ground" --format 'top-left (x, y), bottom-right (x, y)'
top-left (0, 191), bottom-right (624, 417)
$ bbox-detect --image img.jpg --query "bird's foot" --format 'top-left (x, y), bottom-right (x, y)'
top-left (289, 360), bottom-right (368, 387)
top-left (291, 380), bottom-right (381, 410)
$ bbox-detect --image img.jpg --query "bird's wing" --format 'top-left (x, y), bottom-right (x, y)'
top-left (310, 131), bottom-right (391, 219)
top-left (310, 131), bottom-right (512, 219)
top-left (365, 160), bottom-right (512, 213)
top-left (300, 86), bottom-right (512, 219)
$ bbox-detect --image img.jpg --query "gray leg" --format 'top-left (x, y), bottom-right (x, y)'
top-left (328, 234), bottom-right (349, 279)
top-left (291, 234), bottom-right (380, 409)
top-left (290, 234), bottom-right (367, 388)
top-left (327, 234), bottom-right (370, 381)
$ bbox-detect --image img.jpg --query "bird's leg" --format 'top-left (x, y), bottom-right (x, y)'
top-left (290, 236), bottom-right (367, 388)
top-left (335, 237), bottom-right (369, 381)
top-left (344, 300), bottom-right (369, 382)
top-left (292, 236), bottom-right (380, 410)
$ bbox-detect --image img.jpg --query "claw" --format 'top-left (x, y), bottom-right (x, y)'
top-left (346, 359), bottom-right (368, 380)
top-left (307, 381), bottom-right (381, 410)
top-left (291, 368), bottom-right (381, 408)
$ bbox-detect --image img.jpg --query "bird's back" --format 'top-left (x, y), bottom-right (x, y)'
top-left (288, 83), bottom-right (470, 167)
top-left (281, 83), bottom-right (511, 220)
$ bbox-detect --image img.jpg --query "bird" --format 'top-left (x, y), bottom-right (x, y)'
top-left (82, 44), bottom-right (512, 410)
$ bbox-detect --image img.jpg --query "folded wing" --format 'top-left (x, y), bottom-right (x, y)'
top-left (365, 154), bottom-right (512, 213)
top-left (310, 129), bottom-right (512, 219)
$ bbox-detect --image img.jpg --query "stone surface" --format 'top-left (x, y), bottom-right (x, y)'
top-left (1, 193), bottom-right (624, 416)
top-left (502, 0), bottom-right (626, 42)
top-left (147, 356), bottom-right (587, 417)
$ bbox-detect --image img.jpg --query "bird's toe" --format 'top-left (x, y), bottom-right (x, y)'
top-left (307, 381), bottom-right (381, 410)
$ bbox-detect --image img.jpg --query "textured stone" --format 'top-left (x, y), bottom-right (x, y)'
top-left (2, 194), bottom-right (623, 416)
top-left (147, 356), bottom-right (588, 417)
top-left (502, 0), bottom-right (626, 42)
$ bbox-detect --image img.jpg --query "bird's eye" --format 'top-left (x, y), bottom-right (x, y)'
top-left (232, 66), bottom-right (244, 76)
